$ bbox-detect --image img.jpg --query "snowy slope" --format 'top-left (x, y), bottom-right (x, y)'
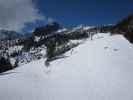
top-left (0, 33), bottom-right (133, 100)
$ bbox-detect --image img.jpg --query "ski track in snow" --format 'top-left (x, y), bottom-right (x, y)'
top-left (0, 33), bottom-right (133, 100)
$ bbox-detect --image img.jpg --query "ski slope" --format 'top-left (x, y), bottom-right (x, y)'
top-left (0, 33), bottom-right (133, 100)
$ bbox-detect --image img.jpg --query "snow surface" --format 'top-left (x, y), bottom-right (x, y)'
top-left (56, 28), bottom-right (67, 33)
top-left (1, 33), bottom-right (133, 100)
top-left (34, 36), bottom-right (41, 42)
top-left (83, 26), bottom-right (95, 30)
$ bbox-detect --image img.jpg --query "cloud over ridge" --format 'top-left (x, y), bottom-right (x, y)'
top-left (0, 0), bottom-right (44, 32)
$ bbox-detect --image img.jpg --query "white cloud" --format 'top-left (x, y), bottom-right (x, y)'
top-left (0, 0), bottom-right (45, 32)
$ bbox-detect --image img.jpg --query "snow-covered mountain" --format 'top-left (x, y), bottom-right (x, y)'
top-left (0, 13), bottom-right (133, 71)
top-left (1, 33), bottom-right (133, 100)
top-left (0, 14), bottom-right (133, 72)
top-left (0, 22), bottom-right (89, 72)
top-left (0, 29), bottom-right (22, 40)
top-left (0, 14), bottom-right (133, 100)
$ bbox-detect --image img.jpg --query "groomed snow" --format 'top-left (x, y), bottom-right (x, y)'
top-left (0, 33), bottom-right (133, 100)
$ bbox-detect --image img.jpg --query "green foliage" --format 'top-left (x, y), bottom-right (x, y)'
top-left (22, 37), bottom-right (34, 51)
top-left (46, 39), bottom-right (56, 59)
top-left (118, 20), bottom-right (129, 29)
top-left (117, 15), bottom-right (133, 31)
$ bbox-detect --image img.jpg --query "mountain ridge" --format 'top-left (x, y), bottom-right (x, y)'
top-left (0, 14), bottom-right (133, 73)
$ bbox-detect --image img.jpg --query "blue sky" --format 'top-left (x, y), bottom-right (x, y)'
top-left (0, 0), bottom-right (133, 32)
top-left (36, 0), bottom-right (133, 24)
top-left (23, 0), bottom-right (133, 32)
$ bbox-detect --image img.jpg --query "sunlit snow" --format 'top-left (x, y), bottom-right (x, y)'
top-left (0, 33), bottom-right (133, 100)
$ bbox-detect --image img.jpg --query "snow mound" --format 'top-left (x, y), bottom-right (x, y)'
top-left (0, 33), bottom-right (133, 100)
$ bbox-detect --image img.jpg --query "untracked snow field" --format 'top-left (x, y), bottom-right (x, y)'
top-left (0, 33), bottom-right (133, 100)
